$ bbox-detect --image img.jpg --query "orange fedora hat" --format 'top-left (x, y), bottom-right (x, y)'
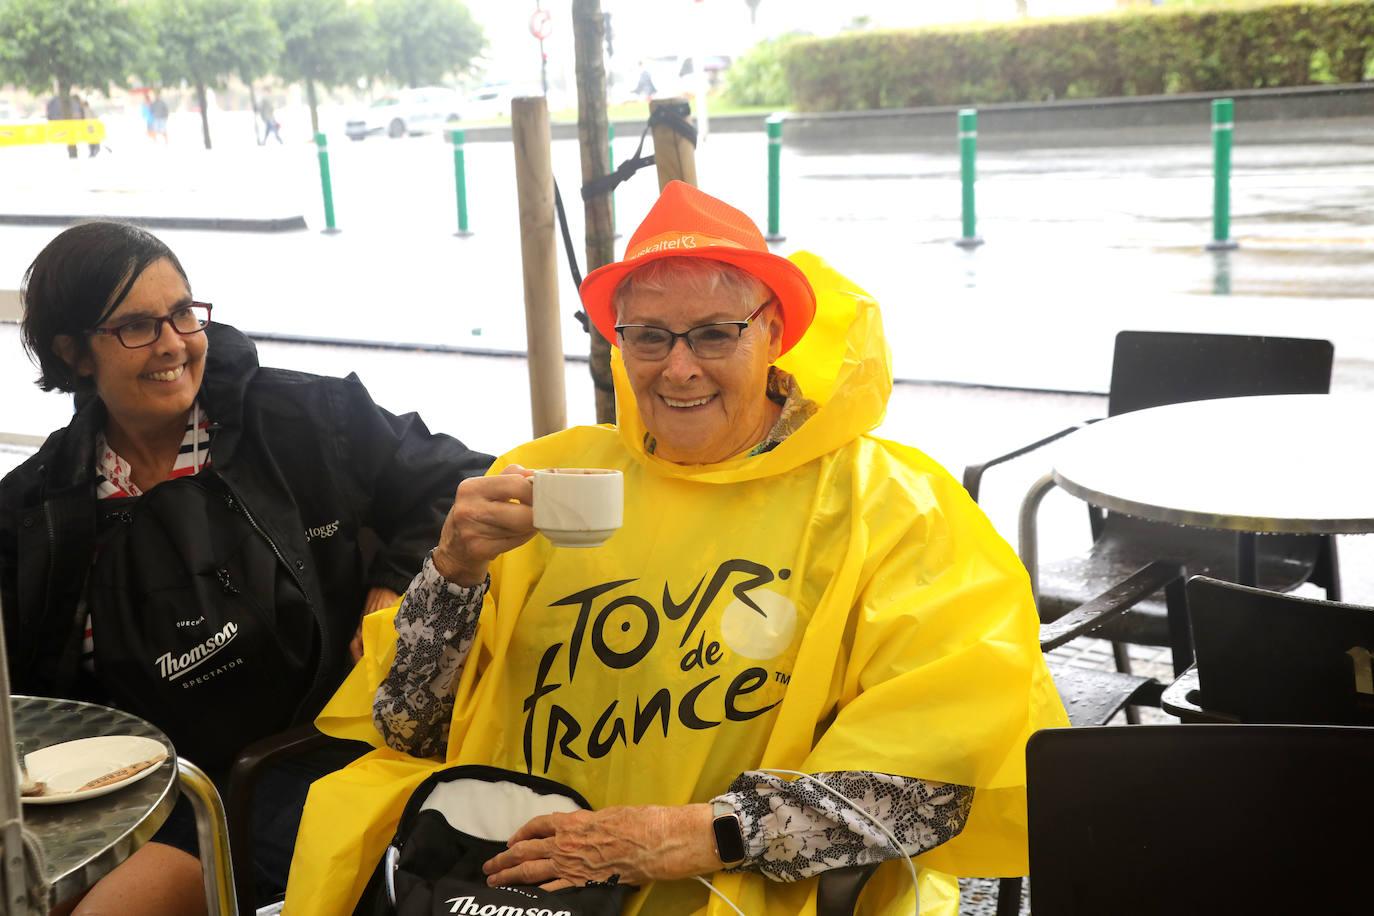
top-left (580, 181), bottom-right (817, 355)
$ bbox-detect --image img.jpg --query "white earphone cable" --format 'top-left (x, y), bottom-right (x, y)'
top-left (761, 769), bottom-right (920, 916)
top-left (695, 875), bottom-right (748, 915)
top-left (696, 770), bottom-right (921, 916)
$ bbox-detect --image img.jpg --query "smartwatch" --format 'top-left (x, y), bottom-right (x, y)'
top-left (711, 799), bottom-right (746, 867)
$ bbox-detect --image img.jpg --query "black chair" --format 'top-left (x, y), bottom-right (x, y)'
top-left (964, 331), bottom-right (1340, 677)
top-left (226, 725), bottom-right (338, 914)
top-left (989, 560), bottom-right (1182, 916)
top-left (1026, 724), bottom-right (1374, 914)
top-left (1163, 576), bottom-right (1374, 725)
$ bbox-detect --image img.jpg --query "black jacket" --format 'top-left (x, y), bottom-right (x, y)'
top-left (0, 323), bottom-right (491, 719)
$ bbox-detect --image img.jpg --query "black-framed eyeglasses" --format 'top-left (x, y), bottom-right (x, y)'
top-left (614, 298), bottom-right (774, 361)
top-left (88, 302), bottom-right (212, 349)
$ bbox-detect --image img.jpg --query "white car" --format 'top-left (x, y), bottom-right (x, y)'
top-left (345, 87), bottom-right (463, 140)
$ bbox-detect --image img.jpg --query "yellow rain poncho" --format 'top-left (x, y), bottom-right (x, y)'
top-left (286, 253), bottom-right (1067, 915)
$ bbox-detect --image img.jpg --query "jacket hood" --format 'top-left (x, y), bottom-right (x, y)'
top-left (612, 251), bottom-right (891, 484)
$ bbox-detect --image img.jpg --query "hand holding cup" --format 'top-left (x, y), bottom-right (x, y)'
top-left (432, 465), bottom-right (536, 586)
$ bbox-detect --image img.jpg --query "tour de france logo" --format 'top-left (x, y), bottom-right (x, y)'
top-left (520, 558), bottom-right (800, 775)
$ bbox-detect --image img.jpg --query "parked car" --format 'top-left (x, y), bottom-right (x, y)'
top-left (461, 82), bottom-right (514, 121)
top-left (346, 87), bottom-right (462, 140)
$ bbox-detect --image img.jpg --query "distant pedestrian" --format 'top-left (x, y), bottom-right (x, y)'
top-left (152, 94), bottom-right (169, 144)
top-left (46, 93), bottom-right (78, 159)
top-left (258, 98), bottom-right (282, 145)
top-left (141, 96), bottom-right (155, 139)
top-left (634, 63), bottom-right (657, 101)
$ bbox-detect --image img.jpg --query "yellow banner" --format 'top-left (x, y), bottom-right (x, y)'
top-left (0, 119), bottom-right (106, 148)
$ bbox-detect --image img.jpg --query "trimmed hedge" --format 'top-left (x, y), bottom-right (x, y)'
top-left (782, 1), bottom-right (1374, 111)
top-left (723, 35), bottom-right (798, 107)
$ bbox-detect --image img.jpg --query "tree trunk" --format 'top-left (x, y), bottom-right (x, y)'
top-left (573, 0), bottom-right (617, 425)
top-left (306, 78), bottom-right (321, 137)
top-left (1016, 0), bottom-right (1030, 16)
top-left (58, 79), bottom-right (78, 159)
top-left (195, 80), bottom-right (213, 150)
top-left (246, 77), bottom-right (262, 145)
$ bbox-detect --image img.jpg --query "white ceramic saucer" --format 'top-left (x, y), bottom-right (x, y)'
top-left (21, 735), bottom-right (169, 805)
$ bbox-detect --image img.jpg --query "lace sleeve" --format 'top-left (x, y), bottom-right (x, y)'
top-left (373, 553), bottom-right (487, 758)
top-left (713, 771), bottom-right (974, 882)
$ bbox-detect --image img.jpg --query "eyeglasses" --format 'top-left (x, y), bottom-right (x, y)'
top-left (614, 298), bottom-right (774, 361)
top-left (88, 303), bottom-right (212, 349)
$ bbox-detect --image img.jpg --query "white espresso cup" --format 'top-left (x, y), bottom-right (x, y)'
top-left (531, 468), bottom-right (624, 548)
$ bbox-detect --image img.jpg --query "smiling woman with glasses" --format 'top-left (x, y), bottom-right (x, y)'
top-left (2, 220), bottom-right (491, 915)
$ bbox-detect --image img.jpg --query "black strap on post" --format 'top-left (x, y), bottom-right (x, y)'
top-left (580, 101), bottom-right (696, 203)
top-left (553, 103), bottom-right (701, 335)
top-left (552, 179), bottom-right (590, 333)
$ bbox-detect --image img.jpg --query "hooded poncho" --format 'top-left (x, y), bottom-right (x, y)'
top-left (285, 254), bottom-right (1068, 915)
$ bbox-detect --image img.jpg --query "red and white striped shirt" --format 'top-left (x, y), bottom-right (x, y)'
top-left (95, 402), bottom-right (213, 498)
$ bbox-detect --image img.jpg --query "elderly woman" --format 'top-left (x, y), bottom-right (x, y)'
top-left (0, 222), bottom-right (490, 913)
top-left (288, 183), bottom-right (1066, 915)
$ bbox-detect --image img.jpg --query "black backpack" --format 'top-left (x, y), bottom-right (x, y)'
top-left (87, 472), bottom-right (320, 777)
top-left (353, 765), bottom-right (631, 916)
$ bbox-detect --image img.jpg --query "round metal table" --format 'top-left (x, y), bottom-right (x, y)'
top-left (14, 696), bottom-right (177, 909)
top-left (1052, 393), bottom-right (1374, 535)
top-left (1019, 393), bottom-right (1374, 594)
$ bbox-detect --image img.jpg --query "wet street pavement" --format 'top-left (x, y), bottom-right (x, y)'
top-left (2, 112), bottom-right (1371, 393)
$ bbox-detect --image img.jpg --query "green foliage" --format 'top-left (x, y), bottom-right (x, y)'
top-left (723, 35), bottom-right (798, 107)
top-left (146, 0), bottom-right (280, 89)
top-left (373, 0), bottom-right (482, 89)
top-left (143, 0), bottom-right (279, 147)
top-left (783, 0), bottom-right (1374, 111)
top-left (270, 0), bottom-right (375, 89)
top-left (0, 0), bottom-right (147, 96)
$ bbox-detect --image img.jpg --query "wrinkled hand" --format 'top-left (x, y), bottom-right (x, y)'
top-left (350, 587), bottom-right (402, 662)
top-left (431, 465), bottom-right (536, 587)
top-left (483, 804), bottom-right (721, 891)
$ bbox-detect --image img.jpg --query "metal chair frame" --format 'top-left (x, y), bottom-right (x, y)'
top-left (965, 330), bottom-right (1340, 677)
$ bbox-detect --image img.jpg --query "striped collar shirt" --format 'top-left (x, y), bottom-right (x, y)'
top-left (94, 402), bottom-right (213, 499)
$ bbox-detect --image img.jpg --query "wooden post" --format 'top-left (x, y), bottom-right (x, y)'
top-left (572, 0), bottom-right (617, 425)
top-left (511, 96), bottom-right (568, 438)
top-left (650, 97), bottom-right (697, 190)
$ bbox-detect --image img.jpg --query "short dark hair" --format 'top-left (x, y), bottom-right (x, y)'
top-left (20, 221), bottom-right (190, 392)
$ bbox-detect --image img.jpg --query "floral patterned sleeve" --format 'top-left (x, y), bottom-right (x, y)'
top-left (713, 771), bottom-right (974, 882)
top-left (373, 554), bottom-right (487, 758)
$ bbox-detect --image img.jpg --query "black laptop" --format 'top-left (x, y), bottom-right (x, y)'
top-left (1190, 575), bottom-right (1374, 725)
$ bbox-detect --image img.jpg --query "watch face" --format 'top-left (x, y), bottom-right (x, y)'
top-left (713, 813), bottom-right (746, 865)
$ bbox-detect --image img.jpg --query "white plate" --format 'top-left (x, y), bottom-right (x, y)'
top-left (21, 735), bottom-right (170, 805)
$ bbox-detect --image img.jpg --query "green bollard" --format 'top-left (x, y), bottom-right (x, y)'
top-left (765, 114), bottom-right (785, 242)
top-left (314, 132), bottom-right (340, 235)
top-left (608, 121), bottom-right (618, 238)
top-left (955, 109), bottom-right (984, 249)
top-left (449, 128), bottom-right (473, 237)
top-left (1207, 98), bottom-right (1239, 251)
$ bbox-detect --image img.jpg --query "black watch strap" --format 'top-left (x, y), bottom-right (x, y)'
top-left (712, 799), bottom-right (746, 866)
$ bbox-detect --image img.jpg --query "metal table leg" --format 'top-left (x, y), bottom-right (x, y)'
top-left (1018, 472), bottom-right (1059, 609)
top-left (1236, 531), bottom-right (1258, 586)
top-left (177, 760), bottom-right (238, 916)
